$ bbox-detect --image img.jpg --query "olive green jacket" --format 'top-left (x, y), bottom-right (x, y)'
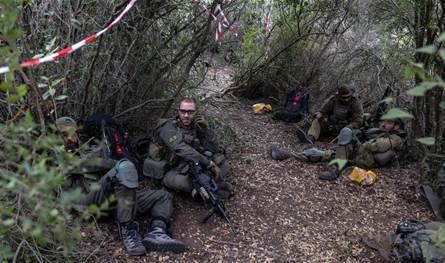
top-left (320, 95), bottom-right (364, 129)
top-left (156, 118), bottom-right (218, 167)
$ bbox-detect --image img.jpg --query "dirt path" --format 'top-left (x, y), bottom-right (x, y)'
top-left (99, 59), bottom-right (433, 263)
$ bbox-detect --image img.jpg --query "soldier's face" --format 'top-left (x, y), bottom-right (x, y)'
top-left (59, 126), bottom-right (79, 151)
top-left (382, 120), bottom-right (398, 131)
top-left (178, 101), bottom-right (197, 127)
top-left (339, 95), bottom-right (351, 104)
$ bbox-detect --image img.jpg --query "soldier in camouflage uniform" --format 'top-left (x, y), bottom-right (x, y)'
top-left (272, 118), bottom-right (405, 180)
top-left (365, 221), bottom-right (445, 263)
top-left (56, 117), bottom-right (185, 256)
top-left (146, 98), bottom-right (232, 197)
top-left (296, 85), bottom-right (364, 144)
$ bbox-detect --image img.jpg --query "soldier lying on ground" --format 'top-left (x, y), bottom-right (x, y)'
top-left (56, 116), bottom-right (186, 256)
top-left (296, 85), bottom-right (364, 144)
top-left (364, 220), bottom-right (445, 263)
top-left (144, 98), bottom-right (233, 199)
top-left (271, 118), bottom-right (405, 180)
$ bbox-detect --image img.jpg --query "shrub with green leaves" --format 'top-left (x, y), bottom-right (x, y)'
top-left (0, 1), bottom-right (95, 261)
top-left (0, 113), bottom-right (89, 262)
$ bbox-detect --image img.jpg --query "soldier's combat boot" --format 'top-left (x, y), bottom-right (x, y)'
top-left (296, 127), bottom-right (314, 144)
top-left (142, 227), bottom-right (186, 253)
top-left (319, 165), bottom-right (340, 181)
top-left (120, 221), bottom-right (146, 256)
top-left (271, 145), bottom-right (291, 161)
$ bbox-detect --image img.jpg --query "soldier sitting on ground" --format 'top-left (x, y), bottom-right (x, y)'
top-left (271, 118), bottom-right (405, 180)
top-left (296, 85), bottom-right (364, 144)
top-left (56, 116), bottom-right (186, 256)
top-left (145, 98), bottom-right (233, 198)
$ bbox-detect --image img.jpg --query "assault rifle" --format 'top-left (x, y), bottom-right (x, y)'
top-left (189, 160), bottom-right (236, 234)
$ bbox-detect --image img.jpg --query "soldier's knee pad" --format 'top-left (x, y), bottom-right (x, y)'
top-left (114, 160), bottom-right (138, 189)
top-left (338, 127), bottom-right (353, 146)
top-left (374, 150), bottom-right (396, 167)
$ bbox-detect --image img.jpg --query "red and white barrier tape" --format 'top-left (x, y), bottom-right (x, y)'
top-left (193, 0), bottom-right (238, 42)
top-left (0, 0), bottom-right (137, 74)
top-left (215, 4), bottom-right (238, 38)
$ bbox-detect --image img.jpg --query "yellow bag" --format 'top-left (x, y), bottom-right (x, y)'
top-left (348, 167), bottom-right (377, 186)
top-left (252, 103), bottom-right (272, 114)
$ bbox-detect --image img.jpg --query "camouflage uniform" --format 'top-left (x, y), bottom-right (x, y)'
top-left (368, 221), bottom-right (445, 263)
top-left (72, 144), bottom-right (172, 229)
top-left (149, 118), bottom-right (230, 193)
top-left (274, 127), bottom-right (404, 169)
top-left (307, 95), bottom-right (364, 140)
top-left (335, 127), bottom-right (404, 168)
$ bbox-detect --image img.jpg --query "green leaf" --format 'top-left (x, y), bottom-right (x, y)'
top-left (440, 101), bottom-right (445, 109)
top-left (5, 28), bottom-right (22, 41)
top-left (380, 97), bottom-right (394, 104)
top-left (416, 45), bottom-right (436, 54)
top-left (439, 32), bottom-right (445, 42)
top-left (2, 218), bottom-right (15, 226)
top-left (407, 85), bottom-right (428, 96)
top-left (51, 77), bottom-right (64, 87)
top-left (404, 63), bottom-right (426, 80)
top-left (42, 88), bottom-right (56, 100)
top-left (439, 49), bottom-right (445, 63)
top-left (6, 95), bottom-right (19, 103)
top-left (381, 108), bottom-right (414, 120)
top-left (416, 137), bottom-right (435, 145)
top-left (17, 84), bottom-right (27, 97)
top-left (0, 82), bottom-right (12, 92)
top-left (55, 95), bottom-right (68, 101)
top-left (45, 37), bottom-right (57, 52)
top-left (406, 82), bottom-right (438, 96)
top-left (328, 159), bottom-right (348, 170)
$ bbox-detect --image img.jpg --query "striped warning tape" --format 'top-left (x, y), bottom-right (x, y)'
top-left (0, 0), bottom-right (137, 74)
top-left (193, 0), bottom-right (238, 42)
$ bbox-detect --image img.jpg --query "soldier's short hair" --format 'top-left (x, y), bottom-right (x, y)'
top-left (179, 98), bottom-right (198, 110)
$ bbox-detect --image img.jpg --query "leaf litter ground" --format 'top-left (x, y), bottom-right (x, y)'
top-left (89, 98), bottom-right (433, 263)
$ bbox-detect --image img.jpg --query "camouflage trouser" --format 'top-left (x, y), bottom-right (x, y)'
top-left (163, 159), bottom-right (231, 194)
top-left (335, 143), bottom-right (375, 169)
top-left (307, 118), bottom-right (344, 140)
top-left (79, 160), bottom-right (172, 228)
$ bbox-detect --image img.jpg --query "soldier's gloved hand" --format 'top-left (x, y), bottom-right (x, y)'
top-left (207, 160), bottom-right (221, 180)
top-left (194, 114), bottom-right (208, 129)
top-left (314, 112), bottom-right (323, 119)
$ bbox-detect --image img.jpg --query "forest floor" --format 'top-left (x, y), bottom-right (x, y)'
top-left (87, 56), bottom-right (434, 262)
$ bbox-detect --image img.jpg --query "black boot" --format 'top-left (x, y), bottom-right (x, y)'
top-left (271, 145), bottom-right (291, 161)
top-left (319, 165), bottom-right (340, 181)
top-left (142, 227), bottom-right (186, 253)
top-left (120, 221), bottom-right (146, 256)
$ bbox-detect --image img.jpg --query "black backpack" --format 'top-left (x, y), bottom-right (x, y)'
top-left (274, 89), bottom-right (309, 123)
top-left (284, 89), bottom-right (309, 114)
top-left (83, 112), bottom-right (133, 161)
top-left (83, 113), bottom-right (144, 178)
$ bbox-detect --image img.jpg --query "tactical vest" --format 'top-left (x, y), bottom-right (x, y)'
top-left (152, 118), bottom-right (204, 165)
top-left (333, 98), bottom-right (353, 122)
